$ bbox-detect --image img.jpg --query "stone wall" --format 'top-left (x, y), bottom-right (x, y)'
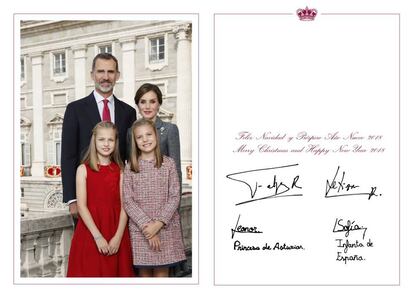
top-left (21, 177), bottom-right (65, 211)
top-left (21, 211), bottom-right (73, 277)
top-left (20, 180), bottom-right (193, 277)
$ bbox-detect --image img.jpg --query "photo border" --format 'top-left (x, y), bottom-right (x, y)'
top-left (14, 12), bottom-right (199, 285)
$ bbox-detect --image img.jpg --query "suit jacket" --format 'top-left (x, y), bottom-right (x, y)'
top-left (155, 117), bottom-right (182, 186)
top-left (61, 92), bottom-right (137, 203)
top-left (126, 116), bottom-right (182, 187)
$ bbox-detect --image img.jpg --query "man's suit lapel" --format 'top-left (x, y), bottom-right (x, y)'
top-left (114, 96), bottom-right (124, 128)
top-left (83, 92), bottom-right (101, 125)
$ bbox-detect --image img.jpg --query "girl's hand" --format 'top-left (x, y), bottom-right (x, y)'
top-left (143, 221), bottom-right (164, 239)
top-left (148, 234), bottom-right (161, 251)
top-left (94, 236), bottom-right (110, 255)
top-left (108, 236), bottom-right (121, 255)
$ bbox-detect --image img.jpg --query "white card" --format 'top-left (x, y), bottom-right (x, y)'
top-left (215, 11), bottom-right (399, 285)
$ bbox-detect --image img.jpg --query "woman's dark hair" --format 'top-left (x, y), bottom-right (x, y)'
top-left (134, 83), bottom-right (163, 106)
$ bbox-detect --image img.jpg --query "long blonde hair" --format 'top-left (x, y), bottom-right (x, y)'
top-left (129, 119), bottom-right (163, 173)
top-left (81, 121), bottom-right (124, 172)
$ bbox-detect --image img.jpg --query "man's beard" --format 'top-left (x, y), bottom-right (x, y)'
top-left (95, 81), bottom-right (114, 93)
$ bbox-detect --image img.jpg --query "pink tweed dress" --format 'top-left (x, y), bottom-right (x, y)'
top-left (123, 156), bottom-right (186, 268)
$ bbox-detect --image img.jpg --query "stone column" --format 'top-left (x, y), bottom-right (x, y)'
top-left (173, 24), bottom-right (192, 185)
top-left (120, 37), bottom-right (136, 108)
top-left (30, 53), bottom-right (45, 177)
top-left (20, 234), bottom-right (39, 277)
top-left (50, 229), bottom-right (64, 276)
top-left (72, 45), bottom-right (87, 99)
top-left (37, 230), bottom-right (54, 277)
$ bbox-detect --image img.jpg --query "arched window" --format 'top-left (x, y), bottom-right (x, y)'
top-left (46, 114), bottom-right (64, 166)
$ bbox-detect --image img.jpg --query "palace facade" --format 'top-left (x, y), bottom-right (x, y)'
top-left (19, 19), bottom-right (193, 277)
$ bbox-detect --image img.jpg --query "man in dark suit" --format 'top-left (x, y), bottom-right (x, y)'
top-left (61, 53), bottom-right (136, 217)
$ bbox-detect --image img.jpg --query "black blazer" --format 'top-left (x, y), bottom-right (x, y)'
top-left (61, 92), bottom-right (136, 203)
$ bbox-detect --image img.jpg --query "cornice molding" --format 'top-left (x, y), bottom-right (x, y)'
top-left (21, 21), bottom-right (96, 37)
top-left (20, 21), bottom-right (190, 55)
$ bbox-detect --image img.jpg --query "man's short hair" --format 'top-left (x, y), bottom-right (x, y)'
top-left (91, 53), bottom-right (119, 72)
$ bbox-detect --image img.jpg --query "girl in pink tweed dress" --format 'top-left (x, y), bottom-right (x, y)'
top-left (123, 119), bottom-right (186, 277)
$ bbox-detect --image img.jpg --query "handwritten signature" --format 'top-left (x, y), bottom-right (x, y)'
top-left (325, 166), bottom-right (381, 200)
top-left (332, 218), bottom-right (368, 239)
top-left (226, 164), bottom-right (303, 206)
top-left (231, 214), bottom-right (263, 239)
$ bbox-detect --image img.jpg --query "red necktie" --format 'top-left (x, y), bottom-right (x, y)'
top-left (102, 99), bottom-right (111, 122)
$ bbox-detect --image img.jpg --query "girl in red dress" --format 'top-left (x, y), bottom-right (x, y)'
top-left (67, 121), bottom-right (134, 277)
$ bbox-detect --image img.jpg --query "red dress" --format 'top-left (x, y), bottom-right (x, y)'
top-left (67, 163), bottom-right (134, 277)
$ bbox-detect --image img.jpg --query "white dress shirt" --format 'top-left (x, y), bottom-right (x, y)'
top-left (93, 90), bottom-right (115, 123)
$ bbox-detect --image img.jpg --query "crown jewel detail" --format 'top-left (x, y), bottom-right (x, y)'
top-left (297, 6), bottom-right (317, 21)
